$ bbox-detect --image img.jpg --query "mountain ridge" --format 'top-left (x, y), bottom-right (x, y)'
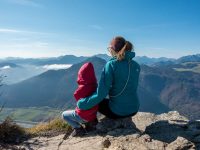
top-left (1, 53), bottom-right (200, 66)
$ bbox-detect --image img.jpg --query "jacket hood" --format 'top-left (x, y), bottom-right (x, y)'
top-left (124, 51), bottom-right (135, 60)
top-left (77, 62), bottom-right (97, 85)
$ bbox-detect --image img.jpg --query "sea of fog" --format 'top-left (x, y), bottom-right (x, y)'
top-left (0, 64), bottom-right (72, 85)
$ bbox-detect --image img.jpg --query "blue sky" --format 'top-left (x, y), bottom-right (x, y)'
top-left (0, 0), bottom-right (200, 58)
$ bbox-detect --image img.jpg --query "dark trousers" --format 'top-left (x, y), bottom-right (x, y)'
top-left (98, 98), bottom-right (137, 119)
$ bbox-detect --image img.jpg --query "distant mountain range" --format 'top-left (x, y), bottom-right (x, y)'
top-left (134, 56), bottom-right (175, 65)
top-left (0, 62), bottom-right (19, 68)
top-left (1, 55), bottom-right (200, 119)
top-left (34, 55), bottom-right (88, 66)
top-left (0, 53), bottom-right (200, 66)
top-left (0, 55), bottom-right (88, 66)
top-left (0, 57), bottom-right (106, 109)
top-left (177, 54), bottom-right (200, 63)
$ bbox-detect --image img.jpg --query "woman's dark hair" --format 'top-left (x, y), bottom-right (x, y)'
top-left (110, 36), bottom-right (133, 60)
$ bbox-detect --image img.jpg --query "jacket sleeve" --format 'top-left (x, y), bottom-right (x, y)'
top-left (77, 62), bottom-right (114, 110)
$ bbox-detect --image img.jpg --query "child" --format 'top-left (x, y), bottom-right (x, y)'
top-left (62, 62), bottom-right (98, 137)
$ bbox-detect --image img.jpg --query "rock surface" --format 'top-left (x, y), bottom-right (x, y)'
top-left (7, 111), bottom-right (200, 150)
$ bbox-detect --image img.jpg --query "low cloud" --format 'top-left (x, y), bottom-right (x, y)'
top-left (42, 64), bottom-right (72, 70)
top-left (0, 66), bottom-right (11, 70)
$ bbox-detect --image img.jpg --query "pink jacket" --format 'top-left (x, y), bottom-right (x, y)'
top-left (73, 62), bottom-right (98, 121)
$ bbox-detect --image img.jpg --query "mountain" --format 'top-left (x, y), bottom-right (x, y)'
top-left (151, 60), bottom-right (176, 67)
top-left (1, 55), bottom-right (200, 119)
top-left (34, 55), bottom-right (88, 66)
top-left (0, 57), bottom-right (46, 65)
top-left (0, 65), bottom-right (48, 85)
top-left (0, 62), bottom-right (19, 68)
top-left (0, 55), bottom-right (88, 84)
top-left (1, 53), bottom-right (199, 67)
top-left (177, 54), bottom-right (200, 63)
top-left (0, 55), bottom-right (88, 66)
top-left (93, 54), bottom-right (175, 65)
top-left (141, 65), bottom-right (200, 119)
top-left (134, 56), bottom-right (175, 65)
top-left (94, 54), bottom-right (111, 61)
top-left (0, 57), bottom-right (170, 115)
top-left (1, 57), bottom-right (169, 113)
top-left (0, 57), bottom-right (106, 109)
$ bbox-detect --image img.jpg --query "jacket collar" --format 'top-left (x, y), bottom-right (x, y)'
top-left (110, 51), bottom-right (135, 61)
top-left (124, 51), bottom-right (135, 60)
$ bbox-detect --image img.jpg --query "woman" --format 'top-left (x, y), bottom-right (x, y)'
top-left (77, 36), bottom-right (140, 119)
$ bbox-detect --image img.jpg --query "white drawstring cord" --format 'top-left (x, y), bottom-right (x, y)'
top-left (109, 59), bottom-right (131, 98)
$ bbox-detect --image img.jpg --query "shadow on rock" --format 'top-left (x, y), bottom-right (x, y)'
top-left (23, 139), bottom-right (45, 150)
top-left (144, 120), bottom-right (200, 148)
top-left (94, 117), bottom-right (142, 137)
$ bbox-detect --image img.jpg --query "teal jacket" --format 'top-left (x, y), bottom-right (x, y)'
top-left (77, 51), bottom-right (140, 116)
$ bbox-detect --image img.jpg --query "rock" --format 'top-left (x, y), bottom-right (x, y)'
top-left (157, 111), bottom-right (188, 121)
top-left (96, 117), bottom-right (115, 133)
top-left (144, 120), bottom-right (192, 143)
top-left (166, 136), bottom-right (195, 150)
top-left (17, 146), bottom-right (27, 150)
top-left (15, 111), bottom-right (200, 150)
top-left (101, 138), bottom-right (111, 148)
top-left (96, 117), bottom-right (141, 135)
top-left (132, 112), bottom-right (157, 131)
top-left (140, 134), bottom-right (152, 142)
top-left (143, 139), bottom-right (166, 150)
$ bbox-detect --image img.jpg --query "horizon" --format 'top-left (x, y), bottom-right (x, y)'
top-left (0, 0), bottom-right (200, 58)
top-left (0, 52), bottom-right (200, 60)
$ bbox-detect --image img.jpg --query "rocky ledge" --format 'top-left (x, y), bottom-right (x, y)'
top-left (9, 111), bottom-right (200, 150)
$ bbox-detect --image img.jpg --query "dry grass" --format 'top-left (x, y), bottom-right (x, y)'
top-left (0, 117), bottom-right (72, 145)
top-left (27, 118), bottom-right (72, 137)
top-left (0, 117), bottom-right (27, 144)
